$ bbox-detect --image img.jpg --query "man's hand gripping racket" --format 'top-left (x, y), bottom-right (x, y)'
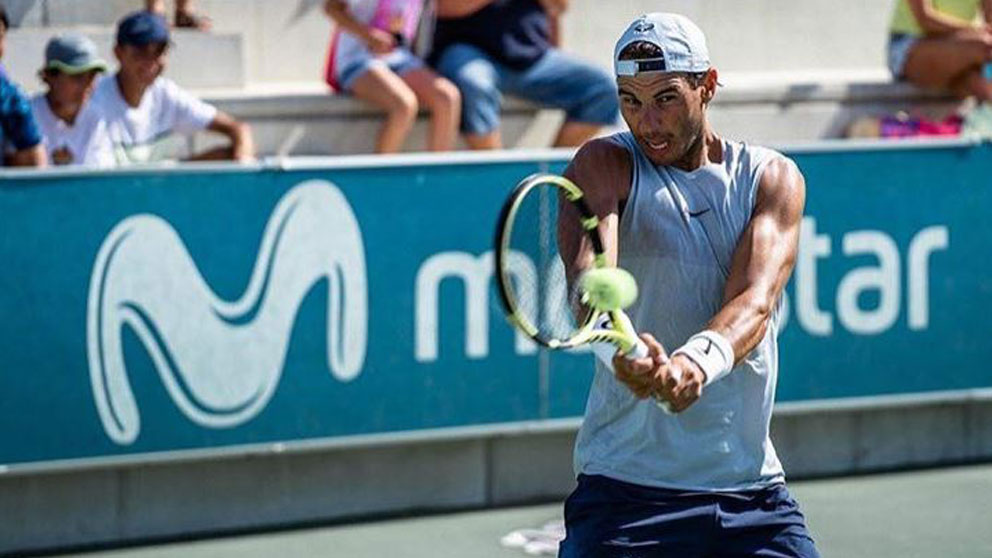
top-left (494, 173), bottom-right (680, 413)
top-left (578, 269), bottom-right (681, 413)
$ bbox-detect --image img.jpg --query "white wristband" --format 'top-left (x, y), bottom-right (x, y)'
top-left (671, 330), bottom-right (734, 386)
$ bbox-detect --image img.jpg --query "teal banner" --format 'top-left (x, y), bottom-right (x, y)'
top-left (0, 142), bottom-right (989, 469)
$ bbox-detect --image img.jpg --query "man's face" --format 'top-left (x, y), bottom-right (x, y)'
top-left (43, 69), bottom-right (100, 107)
top-left (115, 42), bottom-right (168, 87)
top-left (617, 70), bottom-right (713, 167)
top-left (0, 21), bottom-right (7, 61)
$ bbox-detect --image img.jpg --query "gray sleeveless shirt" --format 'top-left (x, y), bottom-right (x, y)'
top-left (573, 131), bottom-right (787, 491)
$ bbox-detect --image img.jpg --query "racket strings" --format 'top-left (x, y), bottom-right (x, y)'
top-left (503, 184), bottom-right (586, 343)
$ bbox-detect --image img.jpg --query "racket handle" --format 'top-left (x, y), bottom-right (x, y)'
top-left (622, 339), bottom-right (677, 414)
top-left (623, 338), bottom-right (649, 360)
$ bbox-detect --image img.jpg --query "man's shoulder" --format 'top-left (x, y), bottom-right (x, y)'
top-left (752, 147), bottom-right (805, 209)
top-left (727, 140), bottom-right (797, 181)
top-left (148, 77), bottom-right (211, 112)
top-left (90, 75), bottom-right (122, 109)
top-left (149, 76), bottom-right (180, 92)
top-left (92, 74), bottom-right (115, 96)
top-left (28, 93), bottom-right (52, 123)
top-left (566, 135), bottom-right (633, 199)
top-left (28, 92), bottom-right (45, 110)
top-left (572, 135), bottom-right (631, 173)
top-left (730, 139), bottom-right (787, 162)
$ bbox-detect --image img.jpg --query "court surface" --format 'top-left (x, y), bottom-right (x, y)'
top-left (59, 463), bottom-right (992, 558)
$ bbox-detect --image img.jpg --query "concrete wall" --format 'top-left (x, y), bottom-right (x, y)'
top-left (3, 392), bottom-right (991, 555)
top-left (182, 76), bottom-right (956, 157)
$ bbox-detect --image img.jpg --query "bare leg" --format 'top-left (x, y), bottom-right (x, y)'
top-left (948, 67), bottom-right (992, 102)
top-left (465, 131), bottom-right (502, 150)
top-left (349, 65), bottom-right (419, 153)
top-left (902, 30), bottom-right (992, 93)
top-left (174, 0), bottom-right (211, 29)
top-left (401, 68), bottom-right (461, 151)
top-left (553, 121), bottom-right (602, 147)
top-left (146, 0), bottom-right (165, 14)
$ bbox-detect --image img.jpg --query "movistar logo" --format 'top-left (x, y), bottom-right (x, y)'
top-left (86, 180), bottom-right (368, 445)
top-left (634, 20), bottom-right (654, 33)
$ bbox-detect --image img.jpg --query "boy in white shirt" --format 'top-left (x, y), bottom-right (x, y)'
top-left (31, 33), bottom-right (115, 167)
top-left (91, 10), bottom-right (254, 164)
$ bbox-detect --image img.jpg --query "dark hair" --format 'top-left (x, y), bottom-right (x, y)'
top-left (618, 40), bottom-right (663, 61)
top-left (0, 4), bottom-right (9, 31)
top-left (618, 40), bottom-right (706, 87)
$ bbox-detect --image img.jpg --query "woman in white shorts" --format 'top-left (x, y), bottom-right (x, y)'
top-left (324, 0), bottom-right (460, 153)
top-left (888, 0), bottom-right (992, 101)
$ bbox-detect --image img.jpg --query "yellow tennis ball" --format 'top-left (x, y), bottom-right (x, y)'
top-left (580, 268), bottom-right (639, 310)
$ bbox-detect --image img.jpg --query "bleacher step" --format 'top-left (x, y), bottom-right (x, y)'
top-left (4, 25), bottom-right (246, 93)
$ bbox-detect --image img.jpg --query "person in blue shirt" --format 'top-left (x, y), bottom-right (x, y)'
top-left (0, 5), bottom-right (46, 167)
top-left (430, 0), bottom-right (619, 150)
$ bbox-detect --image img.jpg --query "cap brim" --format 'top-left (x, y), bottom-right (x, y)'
top-left (45, 60), bottom-right (109, 74)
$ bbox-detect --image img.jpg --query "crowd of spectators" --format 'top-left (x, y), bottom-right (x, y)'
top-left (323, 0), bottom-right (619, 154)
top-left (2, 0), bottom-right (620, 166)
top-left (7, 0), bottom-right (991, 168)
top-left (0, 4), bottom-right (251, 168)
top-left (887, 0), bottom-right (992, 102)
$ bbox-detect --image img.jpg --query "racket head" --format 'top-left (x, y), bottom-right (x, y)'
top-left (494, 173), bottom-right (606, 348)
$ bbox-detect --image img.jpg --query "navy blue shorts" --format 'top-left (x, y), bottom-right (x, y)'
top-left (560, 474), bottom-right (820, 558)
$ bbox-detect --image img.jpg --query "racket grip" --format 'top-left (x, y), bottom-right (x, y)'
top-left (622, 339), bottom-right (677, 414)
top-left (623, 338), bottom-right (649, 360)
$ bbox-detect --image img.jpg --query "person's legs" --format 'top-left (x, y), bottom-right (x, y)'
top-left (901, 29), bottom-right (992, 95)
top-left (501, 49), bottom-right (619, 147)
top-left (948, 67), bottom-right (992, 102)
top-left (400, 67), bottom-right (461, 151)
top-left (174, 0), bottom-right (210, 29)
top-left (714, 485), bottom-right (820, 558)
top-left (435, 43), bottom-right (504, 149)
top-left (349, 65), bottom-right (419, 153)
top-left (559, 475), bottom-right (712, 558)
top-left (145, 0), bottom-right (210, 29)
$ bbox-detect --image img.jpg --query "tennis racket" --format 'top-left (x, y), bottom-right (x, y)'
top-left (493, 173), bottom-right (677, 413)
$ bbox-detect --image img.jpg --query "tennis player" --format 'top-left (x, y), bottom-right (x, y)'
top-left (557, 13), bottom-right (819, 557)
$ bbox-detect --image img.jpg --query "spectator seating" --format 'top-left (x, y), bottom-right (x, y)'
top-left (1, 0), bottom-right (962, 157)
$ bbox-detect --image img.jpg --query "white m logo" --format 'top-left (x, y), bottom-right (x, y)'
top-left (86, 180), bottom-right (367, 445)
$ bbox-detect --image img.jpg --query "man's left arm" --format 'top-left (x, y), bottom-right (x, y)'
top-left (661, 157), bottom-right (806, 411)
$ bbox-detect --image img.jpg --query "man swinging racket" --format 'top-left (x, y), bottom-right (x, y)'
top-left (557, 12), bottom-right (820, 558)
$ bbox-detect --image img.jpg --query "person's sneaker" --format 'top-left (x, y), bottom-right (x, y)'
top-left (962, 102), bottom-right (992, 139)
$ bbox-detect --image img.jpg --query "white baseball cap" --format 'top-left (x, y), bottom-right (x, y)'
top-left (614, 13), bottom-right (710, 77)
